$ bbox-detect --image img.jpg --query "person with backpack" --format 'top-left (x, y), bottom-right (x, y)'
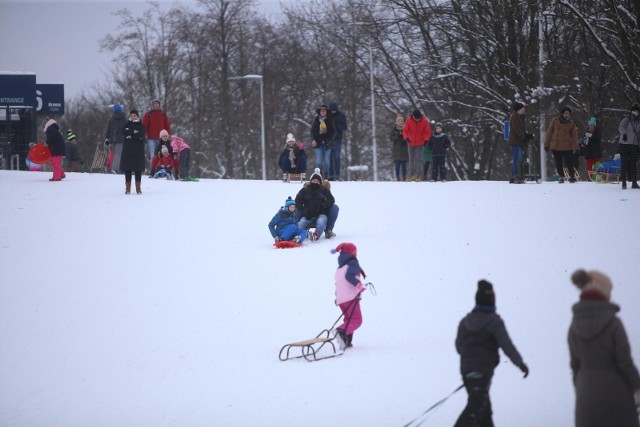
top-left (142, 100), bottom-right (171, 174)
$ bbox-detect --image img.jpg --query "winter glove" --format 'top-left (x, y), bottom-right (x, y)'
top-left (544, 146), bottom-right (550, 152)
top-left (519, 363), bottom-right (529, 378)
top-left (404, 138), bottom-right (410, 144)
top-left (356, 282), bottom-right (367, 293)
top-left (104, 139), bottom-right (109, 146)
top-left (274, 236), bottom-right (281, 243)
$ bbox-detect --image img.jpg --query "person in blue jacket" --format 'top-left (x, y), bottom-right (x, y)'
top-left (268, 197), bottom-right (307, 244)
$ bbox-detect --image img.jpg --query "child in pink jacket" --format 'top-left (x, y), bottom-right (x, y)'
top-left (170, 135), bottom-right (192, 181)
top-left (331, 242), bottom-right (367, 348)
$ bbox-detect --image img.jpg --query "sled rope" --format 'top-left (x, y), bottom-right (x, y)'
top-left (401, 383), bottom-right (464, 427)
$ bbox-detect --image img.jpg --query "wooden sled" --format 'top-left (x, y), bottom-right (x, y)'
top-left (91, 143), bottom-right (108, 173)
top-left (282, 172), bottom-right (306, 183)
top-left (279, 329), bottom-right (344, 362)
top-left (587, 169), bottom-right (620, 183)
top-left (563, 167), bottom-right (580, 181)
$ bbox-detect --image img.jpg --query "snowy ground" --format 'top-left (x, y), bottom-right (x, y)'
top-left (1, 170), bottom-right (639, 427)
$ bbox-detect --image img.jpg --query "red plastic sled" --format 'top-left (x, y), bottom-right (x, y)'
top-left (274, 241), bottom-right (301, 249)
top-left (28, 143), bottom-right (52, 164)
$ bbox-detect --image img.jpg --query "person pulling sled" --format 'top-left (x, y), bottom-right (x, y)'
top-left (332, 242), bottom-right (367, 349)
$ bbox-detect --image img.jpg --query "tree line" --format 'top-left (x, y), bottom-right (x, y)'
top-left (62, 0), bottom-right (640, 180)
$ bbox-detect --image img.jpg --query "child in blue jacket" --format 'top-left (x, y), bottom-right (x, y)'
top-left (268, 197), bottom-right (307, 244)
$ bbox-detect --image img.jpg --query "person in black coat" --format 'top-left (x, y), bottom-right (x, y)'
top-left (454, 280), bottom-right (529, 427)
top-left (428, 123), bottom-right (451, 182)
top-left (295, 169), bottom-right (336, 240)
top-left (43, 118), bottom-right (66, 181)
top-left (120, 110), bottom-right (146, 194)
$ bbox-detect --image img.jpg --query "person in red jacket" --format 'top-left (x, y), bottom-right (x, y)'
top-left (402, 109), bottom-right (432, 181)
top-left (142, 100), bottom-right (171, 174)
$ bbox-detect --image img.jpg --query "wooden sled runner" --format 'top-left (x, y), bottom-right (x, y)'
top-left (279, 329), bottom-right (344, 362)
top-left (282, 172), bottom-right (306, 183)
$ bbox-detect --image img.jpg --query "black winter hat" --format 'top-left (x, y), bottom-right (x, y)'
top-left (513, 101), bottom-right (525, 111)
top-left (475, 279), bottom-right (495, 307)
top-left (412, 109), bottom-right (422, 120)
top-left (130, 109), bottom-right (140, 117)
top-left (561, 106), bottom-right (572, 114)
top-left (631, 102), bottom-right (640, 112)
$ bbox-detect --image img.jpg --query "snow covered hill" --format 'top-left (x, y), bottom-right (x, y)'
top-left (1, 170), bottom-right (639, 427)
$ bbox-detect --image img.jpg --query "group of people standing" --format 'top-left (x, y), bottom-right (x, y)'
top-left (104, 99), bottom-right (192, 193)
top-left (390, 109), bottom-right (451, 182)
top-left (508, 100), bottom-right (640, 188)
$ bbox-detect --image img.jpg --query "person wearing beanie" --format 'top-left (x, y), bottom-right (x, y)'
top-left (150, 144), bottom-right (175, 179)
top-left (331, 242), bottom-right (366, 349)
top-left (544, 106), bottom-right (580, 183)
top-left (617, 102), bottom-right (640, 189)
top-left (268, 196), bottom-right (307, 245)
top-left (427, 122), bottom-right (451, 182)
top-left (43, 118), bottom-right (66, 181)
top-left (454, 279), bottom-right (529, 427)
top-left (391, 113), bottom-right (409, 181)
top-left (402, 109), bottom-right (432, 181)
top-left (155, 129), bottom-right (174, 161)
top-left (104, 102), bottom-right (127, 173)
top-left (580, 117), bottom-right (602, 181)
top-left (278, 133), bottom-right (307, 179)
top-left (142, 100), bottom-right (171, 174)
top-left (64, 129), bottom-right (82, 172)
top-left (294, 168), bottom-right (338, 240)
top-left (569, 269), bottom-right (640, 426)
top-left (328, 102), bottom-right (347, 181)
top-left (507, 101), bottom-right (534, 183)
top-left (120, 110), bottom-right (146, 194)
top-left (310, 104), bottom-right (335, 179)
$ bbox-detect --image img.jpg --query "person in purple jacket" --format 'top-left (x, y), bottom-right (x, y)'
top-left (454, 280), bottom-right (529, 427)
top-left (331, 242), bottom-right (367, 349)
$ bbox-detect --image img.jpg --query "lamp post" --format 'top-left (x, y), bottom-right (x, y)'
top-left (369, 44), bottom-right (378, 181)
top-left (538, 12), bottom-right (548, 182)
top-left (228, 74), bottom-right (266, 180)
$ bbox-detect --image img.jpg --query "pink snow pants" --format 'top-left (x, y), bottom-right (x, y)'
top-left (338, 298), bottom-right (362, 335)
top-left (51, 156), bottom-right (65, 180)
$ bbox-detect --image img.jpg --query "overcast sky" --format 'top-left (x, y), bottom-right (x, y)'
top-left (0, 0), bottom-right (283, 100)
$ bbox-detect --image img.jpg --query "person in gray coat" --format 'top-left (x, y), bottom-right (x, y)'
top-left (569, 269), bottom-right (640, 427)
top-left (618, 102), bottom-right (640, 189)
top-left (454, 280), bottom-right (529, 427)
top-left (105, 103), bottom-right (127, 173)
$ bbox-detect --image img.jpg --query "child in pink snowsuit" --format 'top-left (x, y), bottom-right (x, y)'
top-left (331, 242), bottom-right (367, 348)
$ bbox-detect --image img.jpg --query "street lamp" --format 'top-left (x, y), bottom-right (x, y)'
top-left (537, 11), bottom-right (550, 182)
top-left (369, 44), bottom-right (378, 181)
top-left (228, 74), bottom-right (266, 180)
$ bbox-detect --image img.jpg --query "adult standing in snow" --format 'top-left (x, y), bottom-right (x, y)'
top-left (331, 242), bottom-right (367, 349)
top-left (580, 117), bottom-right (602, 181)
top-left (310, 105), bottom-right (335, 179)
top-left (454, 280), bottom-right (529, 427)
top-left (508, 101), bottom-right (533, 183)
top-left (295, 169), bottom-right (337, 241)
top-left (142, 100), bottom-right (171, 174)
top-left (43, 118), bottom-right (66, 181)
top-left (618, 102), bottom-right (640, 189)
top-left (391, 113), bottom-right (408, 181)
top-left (105, 103), bottom-right (127, 174)
top-left (569, 269), bottom-right (640, 427)
top-left (544, 106), bottom-right (579, 183)
top-left (120, 110), bottom-right (146, 194)
top-left (328, 102), bottom-right (347, 181)
top-left (402, 109), bottom-right (432, 181)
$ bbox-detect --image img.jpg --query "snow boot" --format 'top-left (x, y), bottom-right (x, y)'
top-left (632, 181), bottom-right (640, 189)
top-left (325, 229), bottom-right (336, 239)
top-left (346, 333), bottom-right (353, 348)
top-left (135, 181), bottom-right (142, 194)
top-left (622, 180), bottom-right (627, 190)
top-left (125, 181), bottom-right (131, 195)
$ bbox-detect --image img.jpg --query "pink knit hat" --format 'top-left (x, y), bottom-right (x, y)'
top-left (160, 129), bottom-right (169, 138)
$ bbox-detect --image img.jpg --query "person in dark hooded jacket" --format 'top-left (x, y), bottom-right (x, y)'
top-left (454, 280), bottom-right (529, 427)
top-left (295, 168), bottom-right (336, 241)
top-left (105, 103), bottom-right (127, 173)
top-left (120, 110), bottom-right (146, 194)
top-left (43, 118), bottom-right (66, 181)
top-left (569, 269), bottom-right (640, 427)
